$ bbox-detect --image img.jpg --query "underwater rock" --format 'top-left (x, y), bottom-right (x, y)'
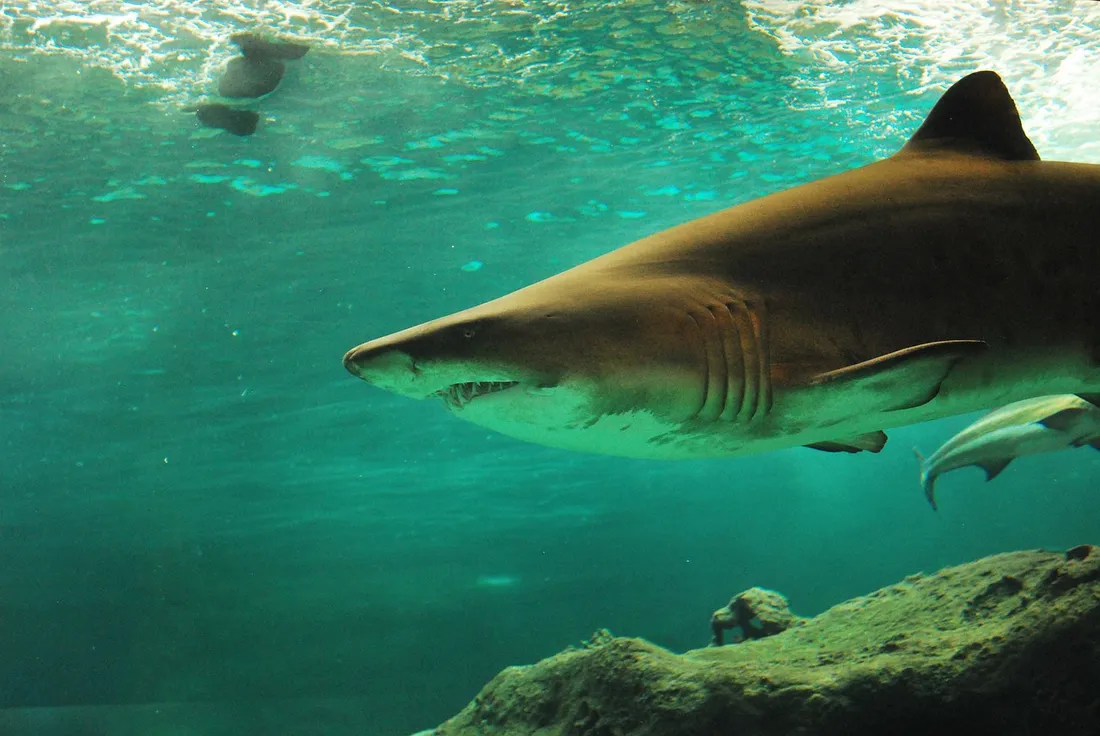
top-left (427, 546), bottom-right (1100, 735)
top-left (710, 586), bottom-right (806, 646)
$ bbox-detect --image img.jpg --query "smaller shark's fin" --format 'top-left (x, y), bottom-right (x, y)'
top-left (977, 458), bottom-right (1012, 482)
top-left (913, 447), bottom-right (938, 511)
top-left (1039, 407), bottom-right (1087, 433)
top-left (900, 71), bottom-right (1040, 161)
top-left (805, 430), bottom-right (888, 454)
top-left (808, 340), bottom-right (987, 413)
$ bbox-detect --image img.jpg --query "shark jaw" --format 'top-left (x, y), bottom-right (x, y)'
top-left (437, 380), bottom-right (740, 459)
top-left (341, 329), bottom-right (553, 402)
top-left (341, 345), bottom-right (538, 406)
top-left (435, 380), bottom-right (522, 410)
top-left (342, 342), bottom-right (720, 458)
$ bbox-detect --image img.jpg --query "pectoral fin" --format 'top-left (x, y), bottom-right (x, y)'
top-left (977, 459), bottom-right (1012, 482)
top-left (805, 431), bottom-right (888, 454)
top-left (799, 340), bottom-right (987, 416)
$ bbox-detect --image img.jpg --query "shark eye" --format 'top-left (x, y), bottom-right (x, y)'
top-left (462, 327), bottom-right (476, 339)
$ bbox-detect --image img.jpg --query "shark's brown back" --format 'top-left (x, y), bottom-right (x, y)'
top-left (582, 72), bottom-right (1100, 373)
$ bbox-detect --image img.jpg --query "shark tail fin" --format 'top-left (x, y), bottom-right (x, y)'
top-left (913, 447), bottom-right (938, 512)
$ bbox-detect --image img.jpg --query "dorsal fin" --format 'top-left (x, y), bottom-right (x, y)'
top-left (899, 71), bottom-right (1040, 161)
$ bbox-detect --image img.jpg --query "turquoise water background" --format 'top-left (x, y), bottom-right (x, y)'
top-left (2, 1), bottom-right (1099, 734)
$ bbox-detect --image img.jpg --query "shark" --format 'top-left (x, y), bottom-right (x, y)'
top-left (916, 393), bottom-right (1100, 511)
top-left (343, 71), bottom-right (1100, 460)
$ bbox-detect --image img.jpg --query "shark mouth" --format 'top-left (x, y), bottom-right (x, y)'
top-left (437, 380), bottom-right (520, 409)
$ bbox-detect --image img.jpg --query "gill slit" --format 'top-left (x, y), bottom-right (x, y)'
top-left (720, 296), bottom-right (771, 423)
top-left (687, 310), bottom-right (714, 421)
top-left (702, 305), bottom-right (730, 422)
top-left (689, 296), bottom-right (771, 423)
top-left (741, 296), bottom-right (772, 421)
top-left (712, 301), bottom-right (744, 423)
top-left (689, 301), bottom-right (738, 423)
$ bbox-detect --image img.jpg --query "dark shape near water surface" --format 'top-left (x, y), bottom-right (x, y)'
top-left (217, 32), bottom-right (310, 99)
top-left (230, 32), bottom-right (310, 61)
top-left (427, 547), bottom-right (1100, 735)
top-left (343, 71), bottom-right (1100, 461)
top-left (194, 104), bottom-right (259, 136)
top-left (218, 57), bottom-right (285, 98)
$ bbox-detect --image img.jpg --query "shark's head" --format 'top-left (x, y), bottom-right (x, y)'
top-left (343, 274), bottom-right (722, 456)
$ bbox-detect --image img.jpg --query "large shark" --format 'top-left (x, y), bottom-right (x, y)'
top-left (343, 71), bottom-right (1100, 460)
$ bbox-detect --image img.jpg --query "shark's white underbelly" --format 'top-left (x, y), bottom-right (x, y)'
top-left (449, 347), bottom-right (1100, 459)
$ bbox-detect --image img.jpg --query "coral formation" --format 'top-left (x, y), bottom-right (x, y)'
top-left (710, 586), bottom-right (807, 646)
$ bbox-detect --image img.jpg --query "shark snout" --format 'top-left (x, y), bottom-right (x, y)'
top-left (342, 343), bottom-right (378, 378)
top-left (343, 342), bottom-right (431, 398)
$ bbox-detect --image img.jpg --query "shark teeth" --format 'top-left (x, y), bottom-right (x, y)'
top-left (437, 381), bottom-right (520, 409)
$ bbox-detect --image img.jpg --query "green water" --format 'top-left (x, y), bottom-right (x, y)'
top-left (2, 1), bottom-right (1099, 734)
